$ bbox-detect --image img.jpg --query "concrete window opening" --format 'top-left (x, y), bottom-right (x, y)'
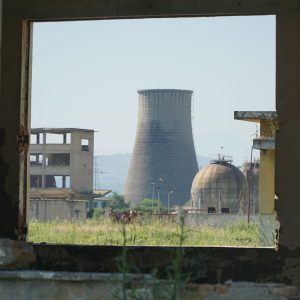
top-left (30, 134), bottom-right (37, 144)
top-left (81, 139), bottom-right (89, 151)
top-left (45, 153), bottom-right (70, 166)
top-left (46, 133), bottom-right (64, 144)
top-left (25, 16), bottom-right (277, 249)
top-left (65, 176), bottom-right (71, 188)
top-left (30, 175), bottom-right (43, 188)
top-left (45, 175), bottom-right (70, 188)
top-left (30, 154), bottom-right (43, 166)
top-left (30, 133), bottom-right (43, 144)
top-left (1, 0), bottom-right (300, 291)
top-left (66, 133), bottom-right (71, 144)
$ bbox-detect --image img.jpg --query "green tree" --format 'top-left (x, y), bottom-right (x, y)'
top-left (107, 192), bottom-right (129, 210)
top-left (92, 208), bottom-right (105, 220)
top-left (134, 198), bottom-right (164, 213)
top-left (183, 199), bottom-right (192, 207)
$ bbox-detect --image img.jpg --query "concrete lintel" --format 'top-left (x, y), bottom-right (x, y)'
top-left (31, 128), bottom-right (95, 134)
top-left (253, 138), bottom-right (275, 150)
top-left (234, 111), bottom-right (278, 123)
top-left (0, 270), bottom-right (152, 282)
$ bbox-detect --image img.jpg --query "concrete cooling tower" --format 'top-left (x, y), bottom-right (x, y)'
top-left (124, 89), bottom-right (199, 207)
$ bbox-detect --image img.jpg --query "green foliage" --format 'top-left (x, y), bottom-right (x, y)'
top-left (183, 199), bottom-right (192, 206)
top-left (28, 219), bottom-right (262, 247)
top-left (134, 198), bottom-right (163, 212)
top-left (112, 217), bottom-right (189, 300)
top-left (107, 192), bottom-right (129, 210)
top-left (92, 208), bottom-right (105, 220)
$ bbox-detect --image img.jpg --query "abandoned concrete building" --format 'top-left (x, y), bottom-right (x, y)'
top-left (30, 128), bottom-right (94, 193)
top-left (0, 1), bottom-right (300, 299)
top-left (29, 128), bottom-right (94, 221)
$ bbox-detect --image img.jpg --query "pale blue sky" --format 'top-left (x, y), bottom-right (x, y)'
top-left (31, 16), bottom-right (275, 165)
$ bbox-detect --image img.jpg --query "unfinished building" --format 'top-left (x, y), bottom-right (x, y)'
top-left (30, 128), bottom-right (94, 192)
top-left (0, 1), bottom-right (300, 299)
top-left (29, 128), bottom-right (94, 220)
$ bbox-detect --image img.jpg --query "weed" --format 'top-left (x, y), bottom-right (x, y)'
top-left (29, 218), bottom-right (261, 247)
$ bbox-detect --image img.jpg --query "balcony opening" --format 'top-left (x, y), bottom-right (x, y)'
top-left (30, 175), bottom-right (43, 188)
top-left (46, 133), bottom-right (64, 144)
top-left (30, 154), bottom-right (43, 166)
top-left (44, 175), bottom-right (70, 188)
top-left (81, 139), bottom-right (89, 151)
top-left (45, 153), bottom-right (70, 166)
top-left (30, 132), bottom-right (43, 144)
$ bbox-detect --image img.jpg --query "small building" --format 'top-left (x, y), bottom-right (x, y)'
top-left (30, 189), bottom-right (88, 221)
top-left (234, 111), bottom-right (277, 214)
top-left (92, 189), bottom-right (112, 209)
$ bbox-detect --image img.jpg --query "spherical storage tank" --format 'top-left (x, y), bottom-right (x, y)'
top-left (124, 89), bottom-right (199, 207)
top-left (191, 158), bottom-right (247, 213)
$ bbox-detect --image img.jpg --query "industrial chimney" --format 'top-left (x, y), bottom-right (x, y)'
top-left (124, 89), bottom-right (199, 207)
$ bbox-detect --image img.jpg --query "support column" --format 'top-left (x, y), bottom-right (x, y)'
top-left (276, 11), bottom-right (300, 248)
top-left (259, 149), bottom-right (275, 214)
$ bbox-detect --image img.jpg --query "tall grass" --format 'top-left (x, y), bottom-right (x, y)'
top-left (28, 217), bottom-right (261, 247)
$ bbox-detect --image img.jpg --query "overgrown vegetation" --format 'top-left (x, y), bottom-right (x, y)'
top-left (29, 216), bottom-right (269, 299)
top-left (112, 216), bottom-right (189, 300)
top-left (29, 217), bottom-right (261, 247)
top-left (106, 192), bottom-right (130, 210)
top-left (134, 198), bottom-right (164, 213)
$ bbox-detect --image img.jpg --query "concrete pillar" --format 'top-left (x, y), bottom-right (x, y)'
top-left (276, 11), bottom-right (300, 248)
top-left (259, 150), bottom-right (275, 214)
top-left (0, 11), bottom-right (23, 238)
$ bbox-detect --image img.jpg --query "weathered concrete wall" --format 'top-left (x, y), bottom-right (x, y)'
top-left (0, 271), bottom-right (299, 300)
top-left (276, 11), bottom-right (300, 249)
top-left (0, 0), bottom-right (300, 292)
top-left (70, 130), bottom-right (94, 193)
top-left (29, 199), bottom-right (87, 221)
top-left (182, 213), bottom-right (275, 228)
top-left (0, 0), bottom-right (21, 238)
top-left (31, 244), bottom-right (300, 287)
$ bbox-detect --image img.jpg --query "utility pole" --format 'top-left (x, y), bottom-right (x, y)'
top-left (248, 146), bottom-right (254, 224)
top-left (159, 177), bottom-right (173, 214)
top-left (157, 186), bottom-right (160, 213)
top-left (151, 182), bottom-right (155, 211)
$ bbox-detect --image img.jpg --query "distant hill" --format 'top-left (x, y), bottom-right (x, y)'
top-left (94, 153), bottom-right (210, 193)
top-left (94, 154), bottom-right (131, 193)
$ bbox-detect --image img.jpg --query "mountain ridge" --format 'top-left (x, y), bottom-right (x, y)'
top-left (94, 153), bottom-right (210, 193)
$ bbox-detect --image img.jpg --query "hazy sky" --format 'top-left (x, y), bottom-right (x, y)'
top-left (31, 16), bottom-right (275, 165)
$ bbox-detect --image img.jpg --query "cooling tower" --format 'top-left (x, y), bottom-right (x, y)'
top-left (124, 89), bottom-right (199, 207)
